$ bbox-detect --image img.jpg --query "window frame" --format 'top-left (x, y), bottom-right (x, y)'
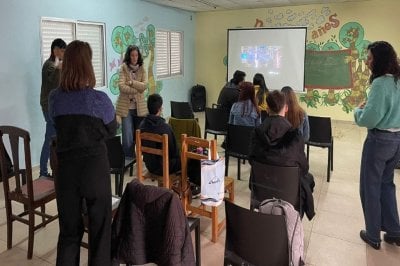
top-left (155, 29), bottom-right (183, 79)
top-left (40, 17), bottom-right (107, 88)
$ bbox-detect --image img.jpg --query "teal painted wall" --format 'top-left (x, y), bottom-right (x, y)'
top-left (0, 0), bottom-right (195, 166)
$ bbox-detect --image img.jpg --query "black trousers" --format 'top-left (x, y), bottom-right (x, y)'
top-left (56, 153), bottom-right (112, 266)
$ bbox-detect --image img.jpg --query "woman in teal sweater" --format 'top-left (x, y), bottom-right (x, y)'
top-left (354, 41), bottom-right (400, 249)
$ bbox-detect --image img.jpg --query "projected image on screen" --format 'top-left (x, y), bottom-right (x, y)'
top-left (240, 45), bottom-right (282, 74)
top-left (228, 28), bottom-right (306, 92)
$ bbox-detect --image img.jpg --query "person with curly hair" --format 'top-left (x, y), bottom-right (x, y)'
top-left (354, 41), bottom-right (400, 249)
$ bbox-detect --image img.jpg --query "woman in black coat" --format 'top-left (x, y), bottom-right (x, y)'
top-left (249, 90), bottom-right (315, 220)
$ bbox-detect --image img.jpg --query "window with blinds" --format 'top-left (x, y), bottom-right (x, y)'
top-left (41, 18), bottom-right (106, 88)
top-left (155, 30), bottom-right (183, 79)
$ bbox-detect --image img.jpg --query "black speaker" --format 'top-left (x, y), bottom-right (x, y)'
top-left (190, 84), bottom-right (206, 112)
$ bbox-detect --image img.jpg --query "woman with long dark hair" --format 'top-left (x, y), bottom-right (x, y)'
top-left (354, 41), bottom-right (400, 249)
top-left (229, 81), bottom-right (261, 127)
top-left (49, 40), bottom-right (117, 265)
top-left (281, 86), bottom-right (309, 141)
top-left (116, 45), bottom-right (148, 158)
top-left (253, 73), bottom-right (269, 112)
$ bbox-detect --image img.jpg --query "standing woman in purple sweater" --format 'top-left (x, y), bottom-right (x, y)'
top-left (49, 40), bottom-right (117, 265)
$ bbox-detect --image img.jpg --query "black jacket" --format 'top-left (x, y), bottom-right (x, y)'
top-left (217, 81), bottom-right (240, 113)
top-left (111, 180), bottom-right (195, 266)
top-left (139, 115), bottom-right (181, 175)
top-left (249, 115), bottom-right (315, 220)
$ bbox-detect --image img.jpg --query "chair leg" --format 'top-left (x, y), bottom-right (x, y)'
top-left (28, 210), bottom-right (35, 259)
top-left (6, 207), bottom-right (12, 250)
top-left (211, 206), bottom-right (218, 243)
top-left (40, 205), bottom-right (45, 225)
top-left (327, 150), bottom-right (331, 182)
top-left (129, 165), bottom-right (134, 177)
top-left (330, 142), bottom-right (334, 171)
top-left (306, 144), bottom-right (310, 162)
top-left (114, 174), bottom-right (119, 196)
top-left (204, 132), bottom-right (207, 139)
top-left (237, 158), bottom-right (241, 180)
top-left (214, 134), bottom-right (217, 140)
top-left (225, 154), bottom-right (229, 176)
top-left (195, 221), bottom-right (201, 266)
top-left (119, 173), bottom-right (125, 197)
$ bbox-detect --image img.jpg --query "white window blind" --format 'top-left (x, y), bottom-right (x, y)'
top-left (41, 20), bottom-right (74, 63)
top-left (41, 18), bottom-right (106, 88)
top-left (155, 30), bottom-right (183, 79)
top-left (76, 23), bottom-right (105, 87)
top-left (170, 32), bottom-right (182, 76)
top-left (156, 30), bottom-right (169, 78)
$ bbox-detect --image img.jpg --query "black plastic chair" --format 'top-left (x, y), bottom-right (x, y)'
top-left (249, 161), bottom-right (301, 212)
top-left (170, 101), bottom-right (195, 119)
top-left (224, 201), bottom-right (288, 266)
top-left (306, 116), bottom-right (334, 182)
top-left (225, 124), bottom-right (254, 180)
top-left (204, 107), bottom-right (228, 139)
top-left (106, 136), bottom-right (135, 196)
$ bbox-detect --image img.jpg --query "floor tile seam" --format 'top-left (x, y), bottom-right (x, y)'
top-left (314, 208), bottom-right (363, 219)
top-left (310, 231), bottom-right (365, 247)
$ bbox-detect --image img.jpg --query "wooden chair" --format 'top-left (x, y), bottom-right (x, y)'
top-left (180, 134), bottom-right (234, 242)
top-left (0, 126), bottom-right (58, 259)
top-left (135, 129), bottom-right (180, 189)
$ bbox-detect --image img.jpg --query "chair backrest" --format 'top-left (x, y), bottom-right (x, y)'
top-left (250, 161), bottom-right (301, 211)
top-left (226, 124), bottom-right (254, 156)
top-left (168, 117), bottom-right (201, 151)
top-left (308, 115), bottom-right (332, 144)
top-left (204, 107), bottom-right (228, 133)
top-left (105, 136), bottom-right (125, 170)
top-left (135, 129), bottom-right (170, 188)
top-left (0, 126), bottom-right (33, 201)
top-left (170, 101), bottom-right (195, 119)
top-left (180, 134), bottom-right (217, 212)
top-left (224, 200), bottom-right (288, 266)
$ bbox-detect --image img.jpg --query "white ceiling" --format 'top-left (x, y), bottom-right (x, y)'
top-left (141, 0), bottom-right (369, 12)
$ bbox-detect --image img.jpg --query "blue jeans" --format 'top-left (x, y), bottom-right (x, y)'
top-left (360, 129), bottom-right (400, 242)
top-left (121, 109), bottom-right (138, 158)
top-left (40, 111), bottom-right (56, 176)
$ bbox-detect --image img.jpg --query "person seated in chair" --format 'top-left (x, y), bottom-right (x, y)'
top-left (139, 93), bottom-right (181, 176)
top-left (249, 90), bottom-right (315, 220)
top-left (217, 70), bottom-right (246, 113)
top-left (139, 94), bottom-right (201, 197)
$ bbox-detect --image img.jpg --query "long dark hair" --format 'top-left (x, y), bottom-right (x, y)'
top-left (123, 45), bottom-right (144, 66)
top-left (253, 73), bottom-right (268, 105)
top-left (281, 86), bottom-right (304, 129)
top-left (238, 81), bottom-right (260, 115)
top-left (368, 41), bottom-right (400, 83)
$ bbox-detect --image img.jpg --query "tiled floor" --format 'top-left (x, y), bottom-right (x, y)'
top-left (0, 112), bottom-right (399, 265)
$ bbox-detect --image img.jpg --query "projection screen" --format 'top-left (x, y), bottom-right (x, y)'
top-left (227, 27), bottom-right (307, 92)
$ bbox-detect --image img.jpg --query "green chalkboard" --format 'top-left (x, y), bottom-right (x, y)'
top-left (305, 49), bottom-right (353, 89)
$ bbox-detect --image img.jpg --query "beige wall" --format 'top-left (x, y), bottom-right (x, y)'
top-left (195, 0), bottom-right (400, 121)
